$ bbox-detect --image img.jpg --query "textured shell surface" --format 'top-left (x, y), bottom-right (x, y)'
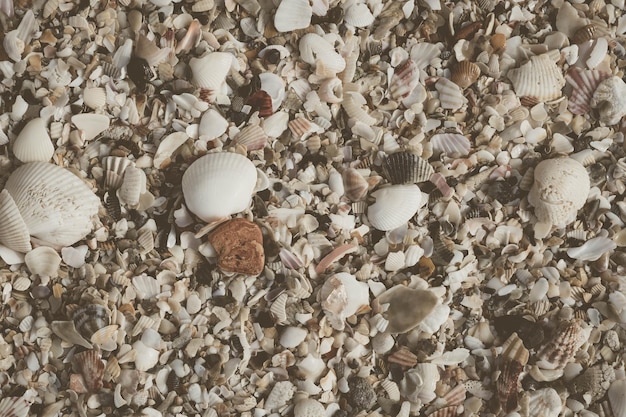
top-left (75, 349), bottom-right (105, 392)
top-left (536, 320), bottom-right (588, 370)
top-left (293, 398), bottom-right (325, 417)
top-left (4, 162), bottom-right (100, 247)
top-left (189, 52), bottom-right (235, 90)
top-left (399, 363), bottom-right (440, 403)
top-left (343, 1), bottom-right (375, 28)
top-left (264, 381), bottom-right (296, 412)
top-left (71, 113), bottom-right (110, 141)
top-left (382, 151), bottom-right (434, 184)
top-left (507, 53), bottom-right (565, 101)
top-left (528, 157), bottom-right (590, 227)
top-left (608, 379), bottom-right (626, 417)
top-left (435, 77), bottom-right (467, 110)
top-left (102, 156), bottom-right (134, 191)
top-left (299, 33), bottom-right (346, 76)
top-left (82, 86), bottom-right (106, 110)
top-left (375, 286), bottom-right (438, 333)
top-left (0, 189), bottom-right (32, 252)
top-left (118, 166), bottom-right (147, 208)
top-left (527, 388), bottom-right (562, 417)
top-left (367, 184), bottom-right (422, 231)
top-left (566, 68), bottom-right (611, 115)
top-left (182, 152), bottom-right (257, 223)
top-left (234, 124), bottom-right (268, 151)
top-left (390, 59), bottom-right (420, 100)
top-left (72, 304), bottom-right (111, 340)
top-left (431, 133), bottom-right (471, 157)
top-left (274, 0), bottom-right (312, 32)
top-left (13, 117), bottom-right (55, 163)
top-left (24, 246), bottom-right (61, 277)
top-left (451, 60), bottom-right (481, 89)
top-left (590, 76), bottom-right (626, 125)
top-left (0, 397), bottom-right (31, 417)
top-left (199, 109), bottom-right (229, 141)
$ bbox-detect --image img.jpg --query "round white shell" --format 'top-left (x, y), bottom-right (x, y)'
top-left (24, 246), bottom-right (61, 277)
top-left (274, 0), bottom-right (312, 33)
top-left (507, 53), bottom-right (565, 102)
top-left (182, 152), bottom-right (257, 222)
top-left (4, 162), bottom-right (101, 247)
top-left (13, 118), bottom-right (54, 163)
top-left (367, 184), bottom-right (422, 231)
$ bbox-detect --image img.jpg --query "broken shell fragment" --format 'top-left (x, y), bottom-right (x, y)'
top-left (12, 118), bottom-right (54, 163)
top-left (590, 76), bottom-right (626, 125)
top-left (507, 53), bottom-right (565, 102)
top-left (208, 218), bottom-right (265, 276)
top-left (318, 272), bottom-right (369, 331)
top-left (375, 286), bottom-right (438, 334)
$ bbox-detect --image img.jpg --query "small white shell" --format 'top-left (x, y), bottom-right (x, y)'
top-left (199, 109), bottom-right (229, 141)
top-left (294, 398), bottom-right (325, 417)
top-left (527, 388), bottom-right (562, 417)
top-left (344, 2), bottom-right (375, 28)
top-left (234, 124), bottom-right (268, 151)
top-left (507, 53), bottom-right (565, 101)
top-left (265, 381), bottom-right (296, 412)
top-left (83, 87), bottom-right (107, 110)
top-left (25, 246), bottom-right (61, 277)
top-left (318, 272), bottom-right (369, 331)
top-left (189, 52), bottom-right (236, 90)
top-left (102, 156), bottom-right (134, 191)
top-left (368, 185), bottom-right (422, 231)
top-left (153, 132), bottom-right (188, 169)
top-left (118, 166), bottom-right (147, 208)
top-left (435, 77), bottom-right (467, 110)
top-left (0, 189), bottom-right (32, 252)
top-left (274, 0), bottom-right (312, 32)
top-left (132, 274), bottom-right (160, 300)
top-left (410, 42), bottom-right (443, 69)
top-left (566, 237), bottom-right (617, 261)
top-left (182, 152), bottom-right (257, 223)
top-left (71, 114), bottom-right (110, 141)
top-left (13, 118), bottom-right (54, 163)
top-left (342, 91), bottom-right (377, 125)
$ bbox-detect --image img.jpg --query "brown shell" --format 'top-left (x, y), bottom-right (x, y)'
top-left (342, 167), bottom-right (369, 201)
top-left (490, 33), bottom-right (506, 51)
top-left (428, 406), bottom-right (460, 417)
top-left (451, 61), bottom-right (481, 89)
top-left (387, 347), bottom-right (418, 368)
top-left (75, 349), bottom-right (105, 392)
top-left (500, 332), bottom-right (529, 365)
top-left (208, 218), bottom-right (265, 276)
top-left (537, 319), bottom-right (587, 370)
top-left (572, 24), bottom-right (597, 44)
top-left (246, 90), bottom-right (274, 117)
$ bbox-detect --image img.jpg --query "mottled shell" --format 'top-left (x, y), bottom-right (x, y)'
top-left (72, 304), bottom-right (111, 340)
top-left (382, 151), bottom-right (434, 184)
top-left (536, 320), bottom-right (588, 370)
top-left (390, 59), bottom-right (420, 100)
top-left (189, 52), bottom-right (235, 90)
top-left (74, 349), bottom-right (104, 392)
top-left (507, 54), bottom-right (565, 102)
top-left (566, 68), bottom-right (611, 115)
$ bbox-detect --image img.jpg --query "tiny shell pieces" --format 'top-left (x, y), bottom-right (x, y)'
top-left (208, 218), bottom-right (265, 276)
top-left (507, 54), bottom-right (565, 102)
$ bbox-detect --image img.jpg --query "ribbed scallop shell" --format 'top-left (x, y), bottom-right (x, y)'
top-left (342, 91), bottom-right (377, 125)
top-left (13, 118), bottom-right (54, 163)
top-left (527, 388), bottom-right (562, 417)
top-left (75, 350), bottom-right (105, 392)
top-left (382, 152), bottom-right (434, 184)
top-left (82, 87), bottom-right (106, 110)
top-left (72, 304), bottom-right (111, 340)
top-left (431, 133), bottom-right (471, 157)
top-left (390, 59), bottom-right (420, 100)
top-left (189, 52), bottom-right (234, 90)
top-left (199, 109), bottom-right (229, 141)
top-left (451, 61), bottom-right (481, 89)
top-left (428, 406), bottom-right (459, 417)
top-left (274, 0), bottom-right (312, 32)
top-left (367, 185), bottom-right (422, 231)
top-left (4, 162), bottom-right (100, 248)
top-left (132, 274), bottom-right (161, 300)
top-left (102, 156), bottom-right (133, 191)
top-left (609, 379), bottom-right (626, 417)
top-left (435, 77), bottom-right (467, 110)
top-left (507, 54), bottom-right (565, 102)
top-left (410, 42), bottom-right (443, 70)
top-left (182, 152), bottom-right (257, 222)
top-left (0, 189), bottom-right (32, 252)
top-left (536, 320), bottom-right (587, 370)
top-left (0, 397), bottom-right (30, 417)
top-left (343, 2), bottom-right (375, 28)
top-left (566, 68), bottom-right (611, 115)
top-left (235, 124), bottom-right (268, 151)
top-left (24, 246), bottom-right (61, 277)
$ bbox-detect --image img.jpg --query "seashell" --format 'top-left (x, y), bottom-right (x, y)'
top-left (182, 152), bottom-right (257, 223)
top-left (118, 166), bottom-right (147, 208)
top-left (208, 218), bottom-right (265, 276)
top-left (536, 319), bottom-right (589, 370)
top-left (234, 124), bottom-right (268, 151)
top-left (246, 90), bottom-right (274, 117)
top-left (12, 118), bottom-right (54, 163)
top-left (342, 167), bottom-right (369, 201)
top-left (153, 132), bottom-right (188, 169)
top-left (82, 87), bottom-right (106, 110)
top-left (451, 61), bottom-right (481, 89)
top-left (527, 388), bottom-right (562, 417)
top-left (299, 33), bottom-right (346, 77)
top-left (375, 286), bottom-right (438, 334)
top-left (590, 76), bottom-right (626, 125)
top-left (51, 321), bottom-right (93, 349)
top-left (570, 364), bottom-right (615, 401)
top-left (318, 78), bottom-right (343, 104)
top-left (389, 60), bottom-right (420, 100)
top-left (259, 73), bottom-right (286, 112)
top-left (274, 0), bottom-right (312, 32)
top-left (318, 272), bottom-right (369, 331)
top-left (189, 52), bottom-right (235, 91)
top-left (388, 347), bottom-right (418, 368)
top-left (4, 162), bottom-right (100, 248)
top-left (565, 68), bottom-right (611, 115)
top-left (608, 379), bottom-right (626, 417)
top-left (586, 37), bottom-right (608, 70)
top-left (430, 133), bottom-right (471, 157)
top-left (343, 2), bottom-right (375, 28)
top-left (427, 406), bottom-right (459, 417)
top-left (382, 151), bottom-right (434, 184)
top-left (497, 333), bottom-right (528, 413)
top-left (73, 304), bottom-right (111, 340)
top-left (490, 33), bottom-right (506, 50)
top-left (132, 274), bottom-right (160, 300)
top-left (0, 190), bottom-right (32, 253)
top-left (294, 398), bottom-right (325, 417)
top-left (410, 42), bottom-right (443, 69)
top-left (75, 350), bottom-right (104, 392)
top-left (507, 54), bottom-right (565, 102)
top-left (90, 325), bottom-right (119, 350)
top-left (399, 363), bottom-right (440, 404)
top-left (24, 246), bottom-right (61, 277)
top-left (528, 157), bottom-right (590, 231)
top-left (133, 340), bottom-right (159, 371)
top-left (367, 184), bottom-right (422, 231)
top-left (435, 77), bottom-right (467, 110)
top-left (71, 113), bottom-right (110, 141)
top-left (199, 109), bottom-right (229, 142)
top-left (342, 91), bottom-right (377, 125)
top-left (264, 381), bottom-right (296, 412)
top-left (567, 236), bottom-right (617, 261)
top-left (270, 292), bottom-right (288, 324)
top-left (380, 379), bottom-right (401, 402)
top-left (102, 156), bottom-right (133, 191)
top-left (0, 397), bottom-right (30, 417)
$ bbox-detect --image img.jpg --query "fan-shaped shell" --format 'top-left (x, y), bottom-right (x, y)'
top-left (75, 349), bottom-right (104, 392)
top-left (507, 54), bottom-right (565, 102)
top-left (118, 166), bottom-right (146, 208)
top-left (189, 52), bottom-right (235, 90)
top-left (451, 60), bottom-right (481, 89)
top-left (367, 184), bottom-right (422, 231)
top-left (527, 388), bottom-right (562, 417)
top-left (344, 2), bottom-right (375, 28)
top-left (182, 152), bottom-right (257, 222)
top-left (24, 246), bottom-right (61, 277)
top-left (4, 162), bottom-right (100, 248)
top-left (382, 152), bottom-right (434, 184)
top-left (102, 156), bottom-right (133, 191)
top-left (234, 124), bottom-right (268, 151)
top-left (274, 0), bottom-right (312, 32)
top-left (72, 304), bottom-right (111, 340)
top-left (390, 59), bottom-right (420, 100)
top-left (566, 68), bottom-right (611, 115)
top-left (431, 133), bottom-right (471, 157)
top-left (82, 87), bottom-right (106, 110)
top-left (0, 190), bottom-right (31, 252)
top-left (13, 118), bottom-right (54, 163)
top-left (609, 379), bottom-right (626, 417)
top-left (0, 397), bottom-right (30, 417)
top-left (435, 77), bottom-right (467, 110)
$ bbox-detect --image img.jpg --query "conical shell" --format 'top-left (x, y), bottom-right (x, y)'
top-left (0, 397), bottom-right (30, 417)
top-left (367, 184), bottom-right (422, 231)
top-left (382, 152), bottom-right (434, 184)
top-left (390, 59), bottom-right (420, 100)
top-left (189, 52), bottom-right (235, 90)
top-left (13, 118), bottom-right (54, 163)
top-left (24, 246), bottom-right (61, 277)
top-left (0, 189), bottom-right (31, 252)
top-left (274, 0), bottom-right (312, 32)
top-left (4, 162), bottom-right (100, 247)
top-left (182, 152), bottom-right (257, 222)
top-left (451, 61), bottom-right (481, 89)
top-left (75, 349), bottom-right (105, 392)
top-left (507, 54), bottom-right (565, 102)
top-left (566, 68), bottom-right (611, 115)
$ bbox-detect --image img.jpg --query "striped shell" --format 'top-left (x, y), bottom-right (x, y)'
top-left (527, 388), bottom-right (562, 417)
top-left (234, 124), bottom-right (268, 151)
top-left (13, 118), bottom-right (54, 163)
top-left (566, 68), bottom-right (611, 115)
top-left (451, 61), bottom-right (480, 89)
top-left (536, 320), bottom-right (588, 370)
top-left (390, 59), bottom-right (420, 100)
top-left (72, 304), bottom-right (111, 340)
top-left (382, 152), bottom-right (434, 184)
top-left (0, 397), bottom-right (30, 417)
top-left (507, 54), bottom-right (565, 102)
top-left (0, 189), bottom-right (32, 252)
top-left (431, 133), bottom-right (471, 157)
top-left (74, 349), bottom-right (105, 392)
top-left (367, 184), bottom-right (422, 231)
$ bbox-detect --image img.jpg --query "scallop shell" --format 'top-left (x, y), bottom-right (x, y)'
top-left (118, 166), bottom-right (147, 208)
top-left (507, 54), bottom-right (565, 102)
top-left (189, 52), bottom-right (235, 90)
top-left (382, 152), bottom-right (434, 184)
top-left (390, 59), bottom-right (420, 100)
top-left (234, 124), bottom-right (268, 151)
top-left (435, 77), bottom-right (467, 110)
top-left (566, 68), bottom-right (611, 115)
top-left (299, 33), bottom-right (346, 77)
top-left (182, 152), bottom-right (257, 222)
top-left (344, 2), bottom-right (375, 28)
top-left (367, 184), bottom-right (422, 231)
top-left (451, 61), bottom-right (481, 89)
top-left (71, 113), bottom-right (110, 141)
top-left (410, 42), bottom-right (443, 70)
top-left (590, 76), bottom-right (626, 125)
top-left (75, 350), bottom-right (104, 392)
top-left (375, 286), bottom-right (438, 334)
top-left (72, 304), bottom-right (111, 340)
top-left (82, 87), bottom-right (106, 110)
top-left (342, 167), bottom-right (369, 202)
top-left (132, 274), bottom-right (161, 300)
top-left (0, 190), bottom-right (32, 253)
top-left (536, 319), bottom-right (588, 370)
top-left (0, 397), bottom-right (30, 417)
top-left (609, 379), bottom-right (626, 417)
top-left (13, 118), bottom-right (54, 163)
top-left (102, 156), bottom-right (133, 191)
top-left (431, 133), bottom-right (471, 157)
top-left (527, 388), bottom-right (562, 417)
top-left (24, 246), bottom-right (61, 277)
top-left (199, 109), bottom-right (229, 141)
top-left (274, 0), bottom-right (312, 32)
top-left (4, 162), bottom-right (100, 248)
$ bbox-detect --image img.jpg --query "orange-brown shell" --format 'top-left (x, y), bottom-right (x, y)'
top-left (451, 61), bottom-right (481, 89)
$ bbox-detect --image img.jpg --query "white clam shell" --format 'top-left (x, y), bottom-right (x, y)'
top-left (71, 113), bottom-right (110, 141)
top-left (435, 77), bottom-right (467, 110)
top-left (102, 156), bottom-right (134, 190)
top-left (507, 53), bottom-right (565, 101)
top-left (259, 73), bottom-right (286, 111)
top-left (274, 0), bottom-right (312, 32)
top-left (609, 379), bottom-right (626, 417)
top-left (0, 189), bottom-right (32, 252)
top-left (344, 2), bottom-right (375, 28)
top-left (527, 388), bottom-right (562, 417)
top-left (182, 152), bottom-right (257, 222)
top-left (118, 166), bottom-right (147, 208)
top-left (13, 118), bottom-right (54, 163)
top-left (189, 52), bottom-right (236, 90)
top-left (4, 162), bottom-right (100, 248)
top-left (367, 184), bottom-right (422, 231)
top-left (25, 246), bottom-right (61, 277)
top-left (82, 87), bottom-right (107, 110)
top-left (199, 109), bottom-right (229, 141)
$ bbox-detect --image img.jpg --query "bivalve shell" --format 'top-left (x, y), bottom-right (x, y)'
top-left (189, 52), bottom-right (236, 91)
top-left (0, 189), bottom-right (32, 252)
top-left (566, 68), bottom-right (611, 115)
top-left (343, 2), bottom-right (375, 28)
top-left (451, 61), bottom-right (481, 89)
top-left (367, 184), bottom-right (422, 231)
top-left (435, 77), bottom-right (467, 110)
top-left (0, 397), bottom-right (30, 417)
top-left (102, 156), bottom-right (133, 191)
top-left (13, 118), bottom-right (54, 163)
top-left (274, 0), bottom-right (312, 32)
top-left (72, 304), bottom-right (111, 340)
top-left (182, 152), bottom-right (257, 222)
top-left (74, 349), bottom-right (104, 392)
top-left (82, 87), bottom-right (107, 110)
top-left (431, 133), bottom-right (471, 157)
top-left (390, 60), bottom-right (420, 100)
top-left (24, 246), bottom-right (61, 277)
top-left (199, 109), bottom-right (229, 141)
top-left (527, 388), bottom-right (562, 417)
top-left (382, 151), bottom-right (434, 184)
top-left (608, 379), bottom-right (626, 417)
top-left (507, 54), bottom-right (565, 102)
top-left (234, 124), bottom-right (268, 151)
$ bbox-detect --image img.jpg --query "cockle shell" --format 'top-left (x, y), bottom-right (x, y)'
top-left (274, 0), bottom-right (312, 32)
top-left (0, 190), bottom-right (31, 252)
top-left (590, 76), bottom-right (626, 125)
top-left (199, 109), bottom-right (229, 141)
top-left (435, 77), bottom-right (467, 110)
top-left (566, 68), bottom-right (611, 115)
top-left (189, 52), bottom-right (236, 91)
top-left (3, 162), bottom-right (100, 249)
top-left (82, 87), bottom-right (107, 110)
top-left (102, 156), bottom-right (134, 191)
top-left (234, 124), bottom-right (268, 151)
top-left (74, 349), bottom-right (104, 392)
top-left (13, 118), bottom-right (54, 163)
top-left (528, 157), bottom-right (590, 229)
top-left (182, 152), bottom-right (257, 222)
top-left (0, 397), bottom-right (30, 417)
top-left (536, 319), bottom-right (589, 370)
top-left (375, 286), bottom-right (438, 334)
top-left (367, 184), bottom-right (422, 231)
top-left (72, 304), bottom-right (111, 340)
top-left (526, 388), bottom-right (562, 417)
top-left (382, 151), bottom-right (434, 184)
top-left (451, 60), bottom-right (481, 89)
top-left (344, 1), bottom-right (375, 28)
top-left (118, 166), bottom-right (147, 208)
top-left (507, 53), bottom-right (565, 102)
top-left (24, 246), bottom-right (61, 277)
top-left (390, 59), bottom-right (420, 100)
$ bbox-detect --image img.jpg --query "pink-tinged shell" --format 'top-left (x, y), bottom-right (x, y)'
top-left (536, 319), bottom-right (588, 370)
top-left (431, 133), bottom-right (471, 157)
top-left (527, 388), bottom-right (562, 417)
top-left (234, 124), bottom-right (268, 151)
top-left (429, 173), bottom-right (454, 199)
top-left (566, 68), bottom-right (611, 115)
top-left (0, 397), bottom-right (30, 417)
top-left (102, 156), bottom-right (133, 191)
top-left (390, 59), bottom-right (420, 100)
top-left (288, 117), bottom-right (314, 140)
top-left (507, 53), bottom-right (565, 102)
top-left (427, 406), bottom-right (460, 417)
top-left (75, 349), bottom-right (104, 392)
top-left (0, 189), bottom-right (31, 252)
top-left (342, 168), bottom-right (369, 201)
top-left (314, 243), bottom-right (358, 275)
